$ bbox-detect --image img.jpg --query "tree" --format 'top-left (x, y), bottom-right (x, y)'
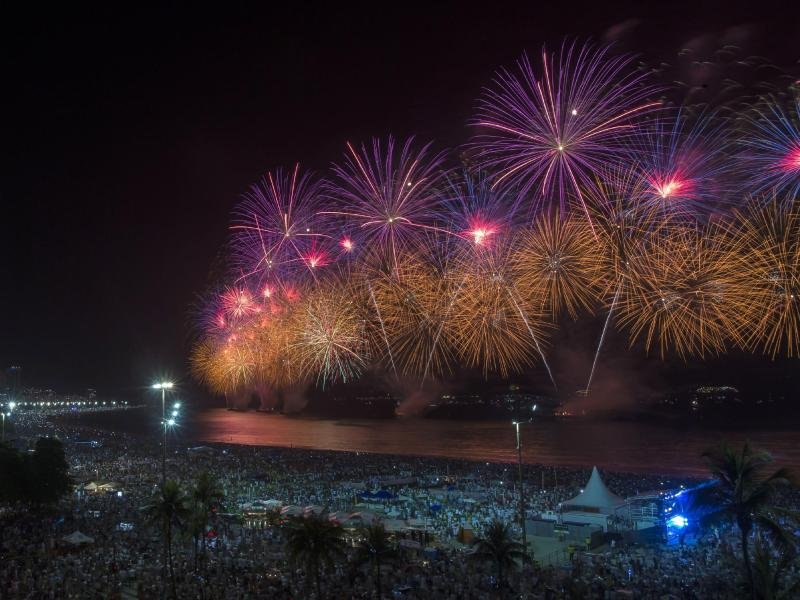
top-left (352, 522), bottom-right (398, 599)
top-left (0, 442), bottom-right (26, 504)
top-left (700, 442), bottom-right (796, 598)
top-left (285, 513), bottom-right (346, 598)
top-left (471, 519), bottom-right (525, 595)
top-left (145, 480), bottom-right (191, 599)
top-left (29, 437), bottom-right (72, 505)
top-left (751, 534), bottom-right (800, 600)
top-left (191, 471), bottom-right (224, 564)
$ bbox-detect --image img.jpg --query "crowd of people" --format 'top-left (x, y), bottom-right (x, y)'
top-left (1, 407), bottom-right (797, 598)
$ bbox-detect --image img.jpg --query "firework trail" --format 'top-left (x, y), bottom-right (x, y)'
top-left (506, 286), bottom-right (557, 390)
top-left (585, 280), bottom-right (621, 395)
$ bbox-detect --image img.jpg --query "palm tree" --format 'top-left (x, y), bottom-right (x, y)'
top-left (352, 522), bottom-right (398, 599)
top-left (145, 480), bottom-right (191, 599)
top-left (471, 519), bottom-right (525, 595)
top-left (700, 442), bottom-right (795, 598)
top-left (192, 471), bottom-right (224, 561)
top-left (751, 534), bottom-right (800, 599)
top-left (285, 513), bottom-right (346, 598)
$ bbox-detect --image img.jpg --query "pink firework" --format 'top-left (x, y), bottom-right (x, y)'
top-left (322, 136), bottom-right (448, 270)
top-left (471, 41), bottom-right (659, 221)
top-left (739, 96), bottom-right (800, 200)
top-left (628, 108), bottom-right (732, 216)
top-left (231, 165), bottom-right (331, 286)
top-left (220, 286), bottom-right (260, 321)
top-left (441, 171), bottom-right (519, 253)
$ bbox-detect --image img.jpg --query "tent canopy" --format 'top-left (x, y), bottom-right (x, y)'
top-left (561, 467), bottom-right (623, 515)
top-left (63, 531), bottom-right (94, 545)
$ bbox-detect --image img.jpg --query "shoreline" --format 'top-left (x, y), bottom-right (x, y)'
top-left (46, 407), bottom-right (718, 479)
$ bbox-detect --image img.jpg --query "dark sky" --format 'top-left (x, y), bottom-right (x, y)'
top-left (2, 1), bottom-right (799, 396)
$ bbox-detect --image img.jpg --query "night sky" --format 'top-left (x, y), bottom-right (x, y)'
top-left (3, 2), bottom-right (799, 397)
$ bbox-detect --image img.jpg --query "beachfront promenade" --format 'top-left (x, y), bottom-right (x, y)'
top-left (1, 409), bottom-right (797, 598)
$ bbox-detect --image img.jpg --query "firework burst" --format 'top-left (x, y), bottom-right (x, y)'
top-left (449, 244), bottom-right (549, 378)
top-left (616, 223), bottom-right (744, 358)
top-left (231, 165), bottom-right (330, 286)
top-left (290, 282), bottom-right (369, 386)
top-left (323, 137), bottom-right (447, 271)
top-left (368, 252), bottom-right (456, 379)
top-left (730, 198), bottom-right (800, 357)
top-left (628, 108), bottom-right (732, 215)
top-left (738, 96), bottom-right (800, 200)
top-left (472, 41), bottom-right (659, 220)
top-left (512, 210), bottom-right (602, 319)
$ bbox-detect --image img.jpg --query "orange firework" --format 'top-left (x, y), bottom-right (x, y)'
top-left (369, 252), bottom-right (456, 379)
top-left (729, 198), bottom-right (800, 357)
top-left (616, 222), bottom-right (744, 359)
top-left (289, 281), bottom-right (370, 386)
top-left (512, 211), bottom-right (603, 319)
top-left (449, 243), bottom-right (549, 378)
top-left (191, 335), bottom-right (258, 396)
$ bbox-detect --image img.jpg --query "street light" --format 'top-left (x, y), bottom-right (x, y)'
top-left (152, 382), bottom-right (174, 485)
top-left (1, 412), bottom-right (7, 443)
top-left (513, 404), bottom-right (537, 564)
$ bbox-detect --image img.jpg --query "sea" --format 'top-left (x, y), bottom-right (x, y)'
top-left (73, 407), bottom-right (800, 477)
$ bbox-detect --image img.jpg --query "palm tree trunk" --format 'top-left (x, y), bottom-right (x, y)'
top-left (740, 524), bottom-right (754, 599)
top-left (162, 518), bottom-right (169, 598)
top-left (375, 556), bottom-right (382, 600)
top-left (167, 520), bottom-right (177, 599)
top-left (497, 560), bottom-right (504, 599)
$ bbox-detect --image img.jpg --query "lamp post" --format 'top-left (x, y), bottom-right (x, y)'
top-left (152, 382), bottom-right (174, 485)
top-left (513, 404), bottom-right (537, 564)
top-left (2, 402), bottom-right (16, 442)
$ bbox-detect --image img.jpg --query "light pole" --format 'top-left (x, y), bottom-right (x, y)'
top-left (152, 382), bottom-right (174, 485)
top-left (513, 404), bottom-right (537, 564)
top-left (2, 402), bottom-right (16, 443)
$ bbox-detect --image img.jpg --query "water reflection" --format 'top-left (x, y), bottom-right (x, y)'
top-left (193, 410), bottom-right (800, 476)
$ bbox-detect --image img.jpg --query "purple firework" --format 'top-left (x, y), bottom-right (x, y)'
top-left (626, 107), bottom-right (733, 217)
top-left (322, 136), bottom-right (448, 271)
top-left (471, 41), bottom-right (659, 225)
top-left (440, 170), bottom-right (521, 252)
top-left (231, 165), bottom-right (333, 288)
top-left (738, 96), bottom-right (800, 201)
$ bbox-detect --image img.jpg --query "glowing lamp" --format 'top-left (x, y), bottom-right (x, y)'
top-left (668, 515), bottom-right (688, 528)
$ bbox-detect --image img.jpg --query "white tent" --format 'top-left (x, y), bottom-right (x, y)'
top-left (63, 531), bottom-right (94, 545)
top-left (561, 466), bottom-right (623, 515)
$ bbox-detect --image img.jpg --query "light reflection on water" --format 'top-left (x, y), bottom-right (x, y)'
top-left (192, 410), bottom-right (800, 476)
